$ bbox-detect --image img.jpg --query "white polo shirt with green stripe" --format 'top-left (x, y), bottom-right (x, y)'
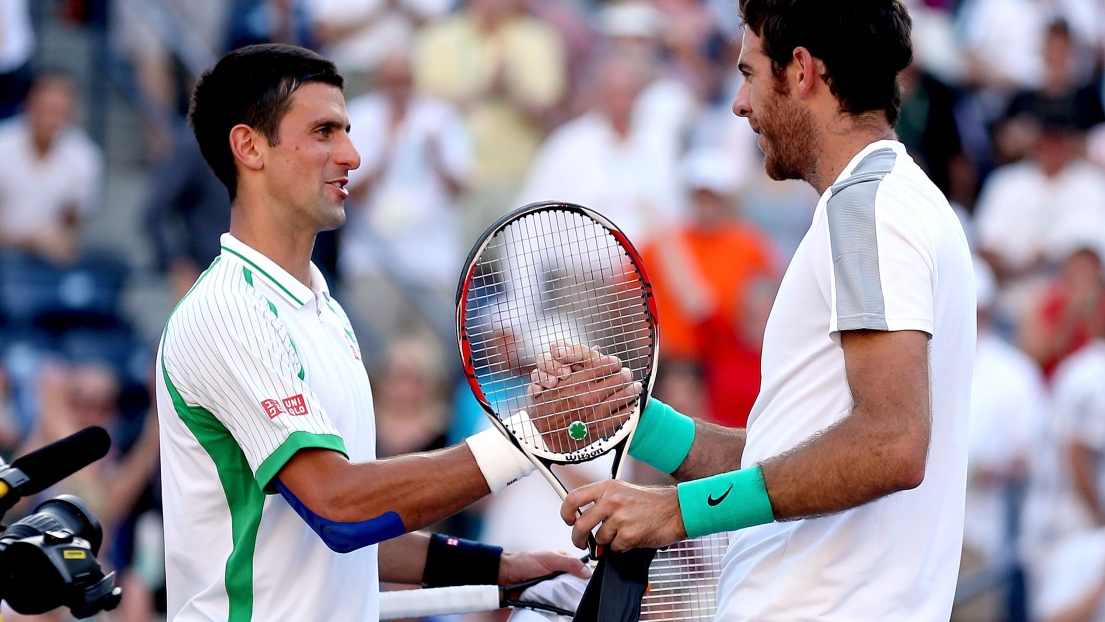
top-left (156, 233), bottom-right (379, 621)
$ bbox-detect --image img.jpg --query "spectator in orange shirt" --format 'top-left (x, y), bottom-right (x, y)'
top-left (695, 274), bottom-right (778, 427)
top-left (641, 147), bottom-right (778, 364)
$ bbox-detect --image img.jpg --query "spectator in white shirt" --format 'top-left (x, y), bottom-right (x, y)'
top-left (957, 258), bottom-right (1048, 620)
top-left (341, 50), bottom-right (471, 354)
top-left (973, 106), bottom-right (1105, 324)
top-left (0, 73), bottom-right (103, 265)
top-left (1020, 333), bottom-right (1105, 621)
top-left (306, 0), bottom-right (452, 88)
top-left (514, 52), bottom-right (683, 243)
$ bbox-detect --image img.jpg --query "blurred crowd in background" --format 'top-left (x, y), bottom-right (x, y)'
top-left (2, 0), bottom-right (1105, 620)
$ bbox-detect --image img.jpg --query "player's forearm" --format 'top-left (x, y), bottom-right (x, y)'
top-left (379, 532), bottom-right (431, 584)
top-left (279, 444), bottom-right (491, 530)
top-left (671, 421), bottom-right (746, 482)
top-left (347, 446), bottom-right (491, 529)
top-left (758, 403), bottom-right (929, 520)
top-left (754, 330), bottom-right (932, 521)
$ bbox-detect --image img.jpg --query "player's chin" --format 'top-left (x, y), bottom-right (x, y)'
top-left (764, 153), bottom-right (799, 182)
top-left (317, 204), bottom-right (347, 231)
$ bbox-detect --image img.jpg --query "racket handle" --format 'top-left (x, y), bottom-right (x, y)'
top-left (588, 536), bottom-right (603, 560)
top-left (379, 585), bottom-right (501, 619)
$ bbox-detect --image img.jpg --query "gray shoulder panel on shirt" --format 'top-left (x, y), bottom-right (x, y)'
top-left (827, 148), bottom-right (897, 331)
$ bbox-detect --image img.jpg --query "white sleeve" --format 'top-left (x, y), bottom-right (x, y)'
top-left (161, 285), bottom-right (345, 491)
top-left (825, 149), bottom-right (934, 337)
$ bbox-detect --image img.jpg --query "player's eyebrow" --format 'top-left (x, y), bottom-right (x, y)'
top-left (310, 118), bottom-right (350, 133)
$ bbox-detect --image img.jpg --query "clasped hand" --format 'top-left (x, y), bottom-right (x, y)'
top-left (526, 342), bottom-right (640, 452)
top-left (527, 343), bottom-right (687, 552)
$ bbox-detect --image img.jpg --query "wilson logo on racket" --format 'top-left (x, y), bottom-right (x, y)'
top-left (282, 394), bottom-right (309, 416)
top-left (261, 399), bottom-right (286, 419)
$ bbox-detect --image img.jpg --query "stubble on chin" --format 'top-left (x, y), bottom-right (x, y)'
top-left (760, 91), bottom-right (819, 184)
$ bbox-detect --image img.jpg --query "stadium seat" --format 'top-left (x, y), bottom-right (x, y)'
top-left (57, 326), bottom-right (150, 387)
top-left (0, 250), bottom-right (129, 329)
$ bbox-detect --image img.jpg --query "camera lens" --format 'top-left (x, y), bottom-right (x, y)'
top-left (0, 495), bottom-right (108, 615)
top-left (1, 495), bottom-right (103, 555)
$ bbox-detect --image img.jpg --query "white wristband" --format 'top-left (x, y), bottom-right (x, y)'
top-left (466, 422), bottom-right (536, 494)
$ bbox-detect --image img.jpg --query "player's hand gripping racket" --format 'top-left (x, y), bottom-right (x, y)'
top-left (456, 201), bottom-right (659, 559)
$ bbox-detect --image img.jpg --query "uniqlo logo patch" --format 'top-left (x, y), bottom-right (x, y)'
top-left (282, 394), bottom-right (309, 416)
top-left (261, 399), bottom-right (285, 419)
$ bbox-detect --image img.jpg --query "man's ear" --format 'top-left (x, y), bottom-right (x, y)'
top-left (791, 46), bottom-right (821, 99)
top-left (229, 124), bottom-right (265, 171)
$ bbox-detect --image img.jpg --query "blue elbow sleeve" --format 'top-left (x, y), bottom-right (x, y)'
top-left (275, 479), bottom-right (406, 553)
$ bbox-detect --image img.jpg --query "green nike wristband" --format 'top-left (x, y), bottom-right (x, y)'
top-left (628, 398), bottom-right (695, 474)
top-left (677, 465), bottom-right (775, 538)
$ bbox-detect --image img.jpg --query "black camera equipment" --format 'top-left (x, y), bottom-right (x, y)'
top-left (0, 427), bottom-right (122, 618)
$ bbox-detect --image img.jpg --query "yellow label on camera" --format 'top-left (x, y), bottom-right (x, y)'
top-left (63, 550), bottom-right (87, 560)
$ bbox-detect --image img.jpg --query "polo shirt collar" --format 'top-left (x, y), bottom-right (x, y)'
top-left (834, 139), bottom-right (904, 185)
top-left (220, 233), bottom-right (325, 308)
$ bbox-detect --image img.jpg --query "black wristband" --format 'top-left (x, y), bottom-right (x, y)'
top-left (422, 533), bottom-right (503, 588)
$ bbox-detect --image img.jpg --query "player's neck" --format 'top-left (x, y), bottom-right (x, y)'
top-left (809, 117), bottom-right (896, 195)
top-left (228, 207), bottom-right (316, 287)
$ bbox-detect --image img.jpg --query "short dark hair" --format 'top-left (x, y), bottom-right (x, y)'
top-left (188, 44), bottom-right (344, 202)
top-left (739, 0), bottom-right (913, 125)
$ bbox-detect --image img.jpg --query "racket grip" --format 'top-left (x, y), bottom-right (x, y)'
top-left (379, 585), bottom-right (501, 620)
top-left (588, 536), bottom-right (603, 560)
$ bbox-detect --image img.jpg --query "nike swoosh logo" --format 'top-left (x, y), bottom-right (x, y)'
top-left (707, 485), bottom-right (734, 506)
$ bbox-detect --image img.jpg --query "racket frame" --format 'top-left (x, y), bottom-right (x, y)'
top-left (455, 200), bottom-right (661, 499)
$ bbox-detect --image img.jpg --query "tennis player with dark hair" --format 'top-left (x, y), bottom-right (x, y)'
top-left (548, 1), bottom-right (977, 619)
top-left (154, 43), bottom-right (637, 621)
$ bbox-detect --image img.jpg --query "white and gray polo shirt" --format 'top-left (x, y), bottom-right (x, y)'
top-left (715, 140), bottom-right (976, 621)
top-left (156, 233), bottom-right (379, 621)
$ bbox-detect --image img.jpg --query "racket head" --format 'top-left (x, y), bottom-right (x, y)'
top-left (456, 201), bottom-right (659, 464)
top-left (641, 533), bottom-right (729, 621)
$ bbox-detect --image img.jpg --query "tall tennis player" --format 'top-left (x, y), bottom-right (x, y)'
top-left (154, 44), bottom-right (615, 622)
top-left (547, 1), bottom-right (976, 620)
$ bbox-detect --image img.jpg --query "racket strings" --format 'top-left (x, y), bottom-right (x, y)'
top-left (462, 209), bottom-right (654, 458)
top-left (641, 533), bottom-right (728, 622)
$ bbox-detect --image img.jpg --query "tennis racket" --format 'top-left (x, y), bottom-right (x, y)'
top-left (455, 201), bottom-right (659, 556)
top-left (377, 533), bottom-right (729, 621)
top-left (639, 533), bottom-right (727, 622)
